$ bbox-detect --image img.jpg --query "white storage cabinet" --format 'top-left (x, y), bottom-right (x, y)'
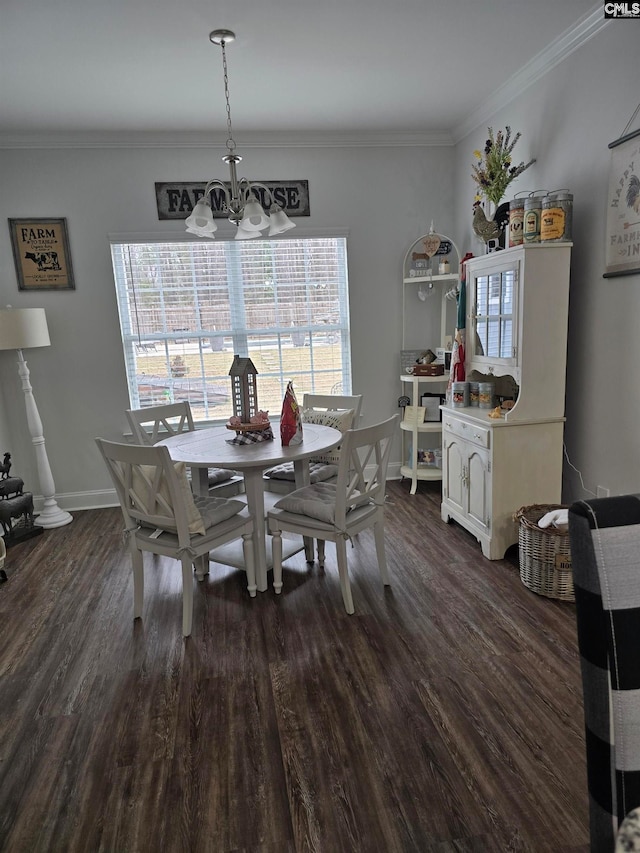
top-left (440, 243), bottom-right (572, 559)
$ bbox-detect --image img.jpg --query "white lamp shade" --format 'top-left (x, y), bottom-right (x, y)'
top-left (268, 205), bottom-right (296, 236)
top-left (185, 199), bottom-right (218, 234)
top-left (0, 307), bottom-right (50, 351)
top-left (240, 198), bottom-right (269, 232)
top-left (234, 224), bottom-right (262, 240)
top-left (186, 223), bottom-right (217, 239)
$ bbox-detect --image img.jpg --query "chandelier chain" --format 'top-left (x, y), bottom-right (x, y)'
top-left (220, 40), bottom-right (236, 154)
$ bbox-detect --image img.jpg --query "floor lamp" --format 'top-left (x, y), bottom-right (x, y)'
top-left (0, 307), bottom-right (72, 528)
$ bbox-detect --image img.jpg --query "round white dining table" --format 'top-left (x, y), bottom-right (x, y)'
top-left (157, 423), bottom-right (342, 592)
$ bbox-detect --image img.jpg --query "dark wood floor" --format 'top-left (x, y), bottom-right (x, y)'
top-left (0, 480), bottom-right (589, 852)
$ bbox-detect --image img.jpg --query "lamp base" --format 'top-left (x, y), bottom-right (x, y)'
top-left (37, 501), bottom-right (73, 528)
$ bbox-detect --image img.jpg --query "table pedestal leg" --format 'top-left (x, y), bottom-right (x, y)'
top-left (191, 466), bottom-right (209, 498)
top-left (243, 470), bottom-right (268, 592)
top-left (294, 459), bottom-right (315, 563)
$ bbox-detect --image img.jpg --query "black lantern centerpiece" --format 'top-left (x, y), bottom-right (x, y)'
top-left (226, 355), bottom-right (271, 436)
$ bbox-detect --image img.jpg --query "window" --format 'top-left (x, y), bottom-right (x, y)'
top-left (110, 236), bottom-right (352, 421)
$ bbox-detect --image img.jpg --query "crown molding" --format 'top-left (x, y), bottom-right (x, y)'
top-left (0, 6), bottom-right (607, 152)
top-left (0, 129), bottom-right (453, 150)
top-left (452, 4), bottom-right (608, 143)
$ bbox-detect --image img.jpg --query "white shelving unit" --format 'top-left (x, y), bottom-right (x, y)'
top-left (401, 272), bottom-right (460, 350)
top-left (400, 374), bottom-right (448, 494)
top-left (399, 230), bottom-right (459, 494)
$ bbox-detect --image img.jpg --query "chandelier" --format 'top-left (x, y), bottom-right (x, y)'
top-left (185, 30), bottom-right (296, 241)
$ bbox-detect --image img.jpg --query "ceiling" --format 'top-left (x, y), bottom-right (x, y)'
top-left (1, 0), bottom-right (603, 146)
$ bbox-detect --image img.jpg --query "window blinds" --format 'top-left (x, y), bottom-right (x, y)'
top-left (110, 237), bottom-right (352, 421)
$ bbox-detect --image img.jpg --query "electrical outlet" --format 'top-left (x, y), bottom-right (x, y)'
top-left (597, 485), bottom-right (610, 498)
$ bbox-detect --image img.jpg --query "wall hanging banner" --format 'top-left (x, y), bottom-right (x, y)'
top-left (604, 127), bottom-right (640, 278)
top-left (155, 181), bottom-right (310, 221)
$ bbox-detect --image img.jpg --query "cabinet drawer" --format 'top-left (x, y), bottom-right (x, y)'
top-left (442, 416), bottom-right (491, 449)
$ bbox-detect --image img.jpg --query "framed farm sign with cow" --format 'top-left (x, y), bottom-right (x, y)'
top-left (8, 218), bottom-right (75, 291)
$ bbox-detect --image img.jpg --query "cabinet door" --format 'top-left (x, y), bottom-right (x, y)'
top-left (443, 434), bottom-right (465, 512)
top-left (466, 446), bottom-right (490, 533)
top-left (469, 259), bottom-right (518, 373)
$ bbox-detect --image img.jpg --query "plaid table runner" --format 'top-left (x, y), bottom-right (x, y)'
top-left (225, 426), bottom-right (274, 446)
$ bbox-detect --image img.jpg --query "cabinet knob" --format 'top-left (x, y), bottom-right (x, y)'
top-left (473, 432), bottom-right (481, 439)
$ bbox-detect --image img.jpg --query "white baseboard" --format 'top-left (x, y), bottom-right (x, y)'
top-left (39, 467), bottom-right (406, 514)
top-left (387, 462), bottom-right (403, 481)
top-left (33, 488), bottom-right (119, 513)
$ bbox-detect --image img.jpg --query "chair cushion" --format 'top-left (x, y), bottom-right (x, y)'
top-left (133, 461), bottom-right (205, 535)
top-left (273, 481), bottom-right (370, 525)
top-left (193, 496), bottom-right (246, 530)
top-left (274, 483), bottom-right (340, 523)
top-left (263, 461), bottom-right (339, 483)
top-left (302, 408), bottom-right (354, 464)
top-left (207, 467), bottom-right (235, 485)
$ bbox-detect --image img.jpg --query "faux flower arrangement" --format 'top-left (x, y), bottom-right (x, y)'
top-left (472, 126), bottom-right (535, 208)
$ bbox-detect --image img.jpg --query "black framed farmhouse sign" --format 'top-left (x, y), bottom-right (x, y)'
top-left (8, 217), bottom-right (75, 291)
top-left (155, 181), bottom-right (310, 221)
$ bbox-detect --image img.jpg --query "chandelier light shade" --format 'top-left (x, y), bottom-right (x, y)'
top-left (0, 307), bottom-right (72, 529)
top-left (185, 29), bottom-right (296, 241)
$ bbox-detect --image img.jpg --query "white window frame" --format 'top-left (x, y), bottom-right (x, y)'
top-left (109, 232), bottom-right (352, 422)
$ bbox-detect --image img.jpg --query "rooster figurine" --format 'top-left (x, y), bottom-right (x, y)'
top-left (472, 201), bottom-right (502, 244)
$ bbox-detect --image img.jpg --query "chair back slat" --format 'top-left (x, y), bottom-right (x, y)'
top-left (334, 415), bottom-right (398, 526)
top-left (127, 462), bottom-right (173, 519)
top-left (126, 402), bottom-right (195, 445)
top-left (97, 438), bottom-right (192, 542)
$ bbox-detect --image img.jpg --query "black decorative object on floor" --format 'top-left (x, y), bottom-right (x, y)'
top-left (0, 453), bottom-right (43, 548)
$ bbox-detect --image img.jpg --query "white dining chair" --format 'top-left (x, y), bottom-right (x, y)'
top-left (126, 402), bottom-right (243, 497)
top-left (263, 393), bottom-right (363, 495)
top-left (267, 414), bottom-right (398, 614)
top-left (96, 438), bottom-right (256, 637)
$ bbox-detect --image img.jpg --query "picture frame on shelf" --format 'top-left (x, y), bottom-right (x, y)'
top-left (8, 217), bottom-right (75, 291)
top-left (417, 448), bottom-right (442, 468)
top-left (421, 393), bottom-right (445, 422)
top-left (403, 405), bottom-right (426, 425)
top-left (400, 349), bottom-right (425, 374)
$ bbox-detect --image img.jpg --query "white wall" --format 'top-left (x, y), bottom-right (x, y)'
top-left (452, 21), bottom-right (639, 501)
top-left (0, 143), bottom-right (454, 507)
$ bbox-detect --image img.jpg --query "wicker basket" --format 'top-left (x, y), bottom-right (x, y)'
top-left (514, 504), bottom-right (574, 601)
